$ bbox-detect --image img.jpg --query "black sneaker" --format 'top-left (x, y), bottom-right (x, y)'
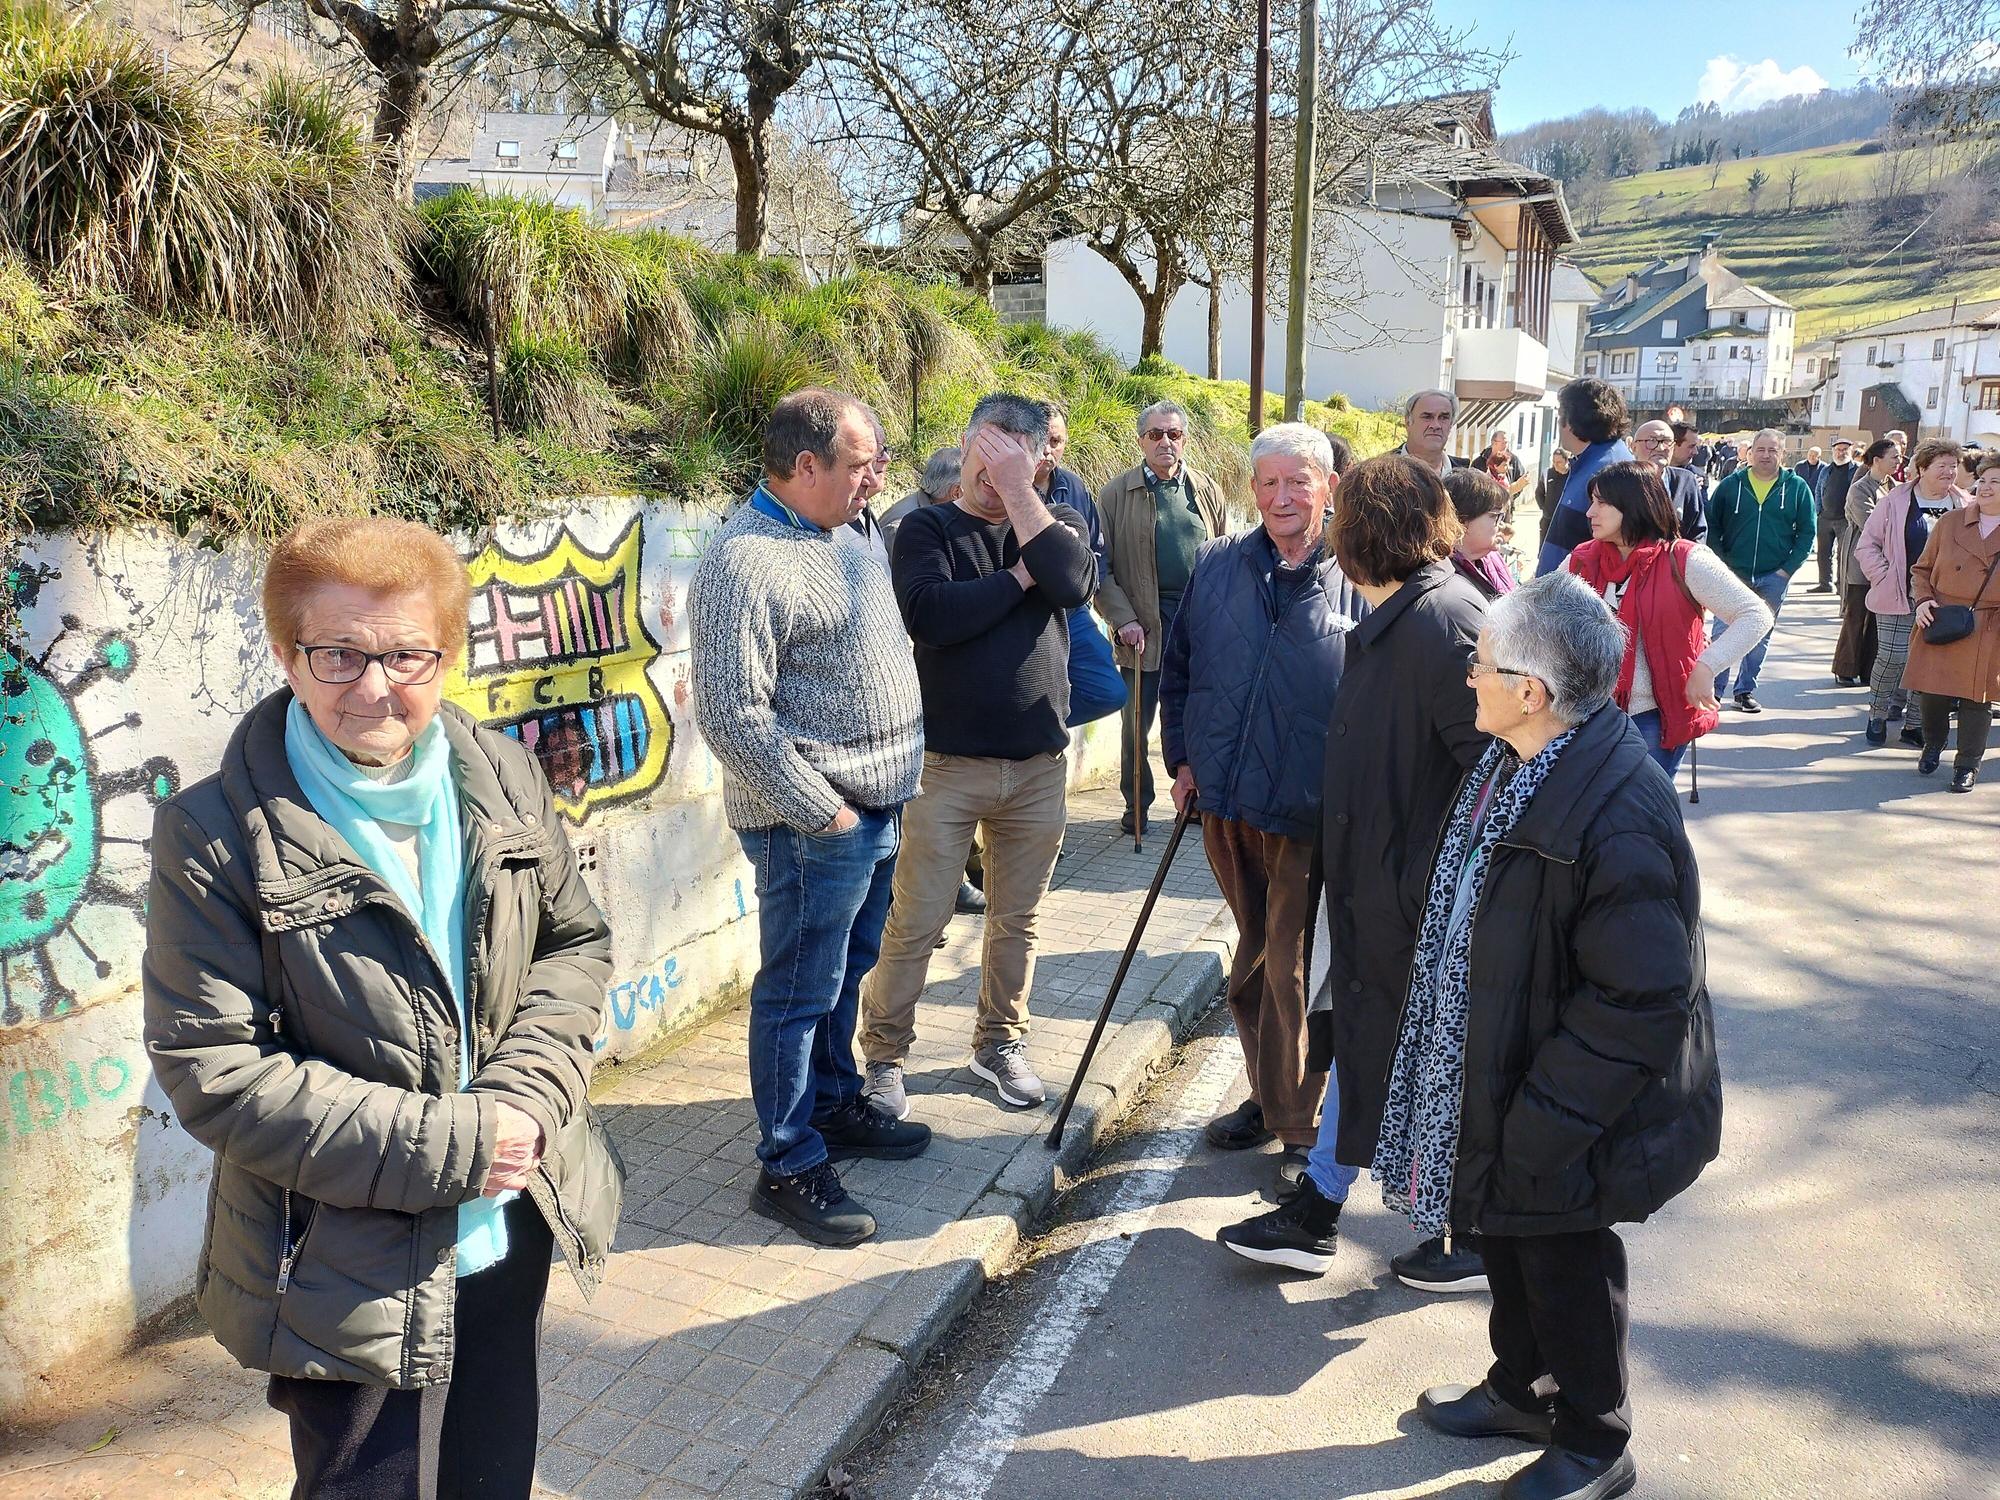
top-left (751, 1163), bottom-right (876, 1246)
top-left (1205, 1099), bottom-right (1274, 1150)
top-left (1888, 703), bottom-right (1905, 721)
top-left (954, 879), bottom-right (988, 916)
top-left (1733, 692), bottom-right (1761, 714)
top-left (1417, 1379), bottom-right (1555, 1442)
top-left (1952, 767), bottom-right (1978, 793)
top-left (1900, 723), bottom-right (1926, 748)
top-left (817, 1098), bottom-right (931, 1162)
top-left (1836, 675), bottom-right (1862, 687)
top-left (1215, 1175), bottom-right (1341, 1274)
top-left (1918, 744), bottom-right (1943, 775)
top-left (1864, 718), bottom-right (1888, 744)
top-left (1391, 1234), bottom-right (1489, 1292)
top-left (1119, 809), bottom-right (1149, 836)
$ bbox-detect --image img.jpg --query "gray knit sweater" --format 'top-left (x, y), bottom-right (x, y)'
top-left (690, 500), bottom-right (925, 832)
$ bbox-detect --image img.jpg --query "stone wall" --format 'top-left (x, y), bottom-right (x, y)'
top-left (0, 499), bottom-right (1123, 1417)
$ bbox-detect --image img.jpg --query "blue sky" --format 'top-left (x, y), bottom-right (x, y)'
top-left (1427, 0), bottom-right (1868, 132)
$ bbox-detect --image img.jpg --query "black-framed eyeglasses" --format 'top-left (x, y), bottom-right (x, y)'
top-left (295, 643), bottom-right (445, 685)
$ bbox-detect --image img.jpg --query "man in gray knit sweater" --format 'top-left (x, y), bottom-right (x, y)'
top-left (689, 388), bottom-right (930, 1247)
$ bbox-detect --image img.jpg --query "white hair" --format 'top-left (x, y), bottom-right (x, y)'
top-left (1136, 399), bottom-right (1190, 434)
top-left (1484, 571), bottom-right (1625, 727)
top-left (1404, 388), bottom-right (1459, 420)
top-left (1249, 421), bottom-right (1335, 477)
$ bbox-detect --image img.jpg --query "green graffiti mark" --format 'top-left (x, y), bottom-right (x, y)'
top-left (0, 1054), bottom-right (135, 1144)
top-left (1, 647), bottom-right (97, 960)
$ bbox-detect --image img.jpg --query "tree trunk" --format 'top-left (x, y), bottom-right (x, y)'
top-left (1207, 278), bottom-right (1222, 380)
top-left (725, 127), bottom-right (771, 256)
top-left (964, 247), bottom-right (995, 302)
top-left (372, 59), bottom-right (430, 204)
top-left (1139, 290), bottom-right (1167, 361)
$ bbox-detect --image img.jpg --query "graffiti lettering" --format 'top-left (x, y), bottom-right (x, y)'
top-left (605, 956), bottom-right (685, 1034)
top-left (0, 1053), bottom-right (134, 1144)
top-left (2, 623), bottom-right (181, 1027)
top-left (448, 519), bottom-right (668, 824)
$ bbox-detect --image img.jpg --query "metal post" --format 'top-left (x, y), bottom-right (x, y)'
top-left (1283, 0), bottom-right (1320, 419)
top-left (910, 351), bottom-right (921, 454)
top-left (1248, 0), bottom-right (1271, 435)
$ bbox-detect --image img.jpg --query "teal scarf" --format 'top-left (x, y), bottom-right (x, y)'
top-left (283, 699), bottom-right (512, 1275)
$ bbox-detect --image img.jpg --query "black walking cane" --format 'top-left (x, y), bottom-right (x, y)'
top-left (1046, 798), bottom-right (1197, 1150)
top-left (1688, 739), bottom-right (1701, 805)
top-left (1129, 660), bottom-right (1144, 854)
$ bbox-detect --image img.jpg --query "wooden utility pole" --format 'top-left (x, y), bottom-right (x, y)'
top-left (1283, 0), bottom-right (1320, 419)
top-left (1248, 0), bottom-right (1270, 435)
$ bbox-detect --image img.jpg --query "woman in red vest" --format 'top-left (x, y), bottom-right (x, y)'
top-left (1567, 462), bottom-right (1775, 777)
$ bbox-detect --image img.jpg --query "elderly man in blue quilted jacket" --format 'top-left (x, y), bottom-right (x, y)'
top-left (1161, 422), bottom-right (1362, 1193)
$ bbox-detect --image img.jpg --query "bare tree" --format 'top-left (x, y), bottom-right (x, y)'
top-left (1855, 0), bottom-right (2000, 134)
top-left (817, 0), bottom-right (1089, 298)
top-left (205, 0), bottom-right (513, 199)
top-left (1784, 162), bottom-right (1803, 212)
top-left (480, 0), bottom-right (812, 252)
top-left (1707, 157), bottom-right (1726, 190)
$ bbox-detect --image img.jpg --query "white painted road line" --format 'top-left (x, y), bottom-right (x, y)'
top-left (910, 1039), bottom-right (1246, 1500)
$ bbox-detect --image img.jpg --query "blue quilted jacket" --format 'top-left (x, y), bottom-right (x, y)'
top-left (1160, 529), bottom-right (1364, 842)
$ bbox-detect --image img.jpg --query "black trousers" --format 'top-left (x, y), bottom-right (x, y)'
top-left (1119, 666), bottom-right (1163, 820)
top-left (1920, 693), bottom-right (1995, 772)
top-left (1833, 581), bottom-right (1878, 682)
top-left (268, 1196), bottom-right (555, 1500)
top-left (1482, 1227), bottom-right (1632, 1461)
top-left (1815, 514), bottom-right (1842, 586)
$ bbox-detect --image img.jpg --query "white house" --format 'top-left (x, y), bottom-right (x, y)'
top-left (1581, 237), bottom-right (1797, 413)
top-left (415, 113), bottom-right (622, 221)
top-left (1807, 298), bottom-right (2000, 450)
top-left (1038, 91), bottom-right (1582, 464)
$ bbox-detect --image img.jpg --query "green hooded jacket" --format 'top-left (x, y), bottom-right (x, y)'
top-left (1704, 467), bottom-right (1817, 581)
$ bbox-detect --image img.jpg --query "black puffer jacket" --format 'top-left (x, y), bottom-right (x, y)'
top-left (1450, 703), bottom-right (1723, 1235)
top-left (1307, 561), bottom-right (1488, 1162)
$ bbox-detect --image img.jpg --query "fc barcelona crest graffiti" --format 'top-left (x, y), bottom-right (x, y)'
top-left (447, 518), bottom-right (670, 823)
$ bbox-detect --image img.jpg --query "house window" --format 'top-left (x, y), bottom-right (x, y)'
top-left (1734, 312), bottom-right (1748, 325)
top-left (1584, 355), bottom-right (1598, 375)
top-left (1867, 344), bottom-right (1877, 364)
top-left (1892, 342), bottom-right (1905, 358)
top-left (1835, 389), bottom-right (1845, 412)
top-left (496, 140), bottom-right (520, 167)
top-left (1927, 386), bottom-right (1940, 409)
top-left (1980, 381), bottom-right (2000, 411)
top-left (1661, 319), bottom-right (1677, 339)
top-left (1934, 338), bottom-right (1947, 359)
top-left (556, 140), bottom-right (579, 161)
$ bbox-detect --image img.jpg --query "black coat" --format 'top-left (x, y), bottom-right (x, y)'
top-left (1450, 704), bottom-right (1722, 1236)
top-left (1662, 464), bottom-right (1709, 545)
top-left (1308, 561), bottom-right (1488, 1162)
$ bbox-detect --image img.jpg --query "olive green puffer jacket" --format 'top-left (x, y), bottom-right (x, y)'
top-left (143, 693), bottom-right (621, 1388)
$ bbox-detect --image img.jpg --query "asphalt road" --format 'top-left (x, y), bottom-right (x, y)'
top-left (830, 585), bottom-right (2000, 1500)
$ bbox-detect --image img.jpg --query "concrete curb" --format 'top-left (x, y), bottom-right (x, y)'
top-left (743, 909), bottom-right (1236, 1497)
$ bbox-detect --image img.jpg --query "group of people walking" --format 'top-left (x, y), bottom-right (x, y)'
top-left (141, 354), bottom-right (2000, 1500)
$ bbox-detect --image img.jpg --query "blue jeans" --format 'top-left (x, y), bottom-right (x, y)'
top-left (1629, 709), bottom-right (1689, 777)
top-left (1303, 1057), bottom-right (1362, 1205)
top-left (737, 807), bottom-right (901, 1177)
top-left (1713, 570), bottom-right (1790, 698)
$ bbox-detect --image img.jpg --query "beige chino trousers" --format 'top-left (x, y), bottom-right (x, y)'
top-left (859, 749), bottom-right (1068, 1064)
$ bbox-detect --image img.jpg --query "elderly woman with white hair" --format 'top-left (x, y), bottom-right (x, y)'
top-left (1159, 422), bottom-right (1361, 1188)
top-left (1400, 571), bottom-right (1722, 1500)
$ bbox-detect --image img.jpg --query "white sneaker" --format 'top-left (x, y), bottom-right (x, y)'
top-left (861, 1060), bottom-right (909, 1121)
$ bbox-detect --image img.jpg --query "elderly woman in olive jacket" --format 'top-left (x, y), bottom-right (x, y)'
top-left (144, 517), bottom-right (620, 1499)
top-left (1403, 572), bottom-right (1721, 1500)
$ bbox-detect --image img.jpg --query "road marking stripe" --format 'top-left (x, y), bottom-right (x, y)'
top-left (911, 1038), bottom-right (1245, 1500)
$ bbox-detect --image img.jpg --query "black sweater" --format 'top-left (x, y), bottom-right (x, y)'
top-left (891, 500), bottom-right (1096, 758)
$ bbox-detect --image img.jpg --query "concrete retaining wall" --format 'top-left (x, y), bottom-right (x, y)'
top-left (0, 500), bottom-right (1123, 1419)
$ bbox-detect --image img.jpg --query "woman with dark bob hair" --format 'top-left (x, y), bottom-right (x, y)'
top-left (1406, 570), bottom-right (1721, 1500)
top-left (1446, 467), bottom-right (1519, 599)
top-left (144, 516), bottom-right (622, 1497)
top-left (1217, 455), bottom-right (1493, 1293)
top-left (1566, 461), bottom-right (1773, 775)
top-left (1538, 378), bottom-right (1635, 576)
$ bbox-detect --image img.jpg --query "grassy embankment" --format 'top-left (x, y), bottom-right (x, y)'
top-left (0, 5), bottom-right (1397, 552)
top-left (1570, 137), bottom-right (2000, 343)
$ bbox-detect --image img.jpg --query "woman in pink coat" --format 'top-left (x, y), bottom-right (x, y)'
top-left (1853, 439), bottom-right (1968, 745)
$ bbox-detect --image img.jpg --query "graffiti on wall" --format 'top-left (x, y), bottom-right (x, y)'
top-left (446, 518), bottom-right (669, 824)
top-left (1, 1053), bottom-right (135, 1144)
top-left (2, 619), bottom-right (182, 1027)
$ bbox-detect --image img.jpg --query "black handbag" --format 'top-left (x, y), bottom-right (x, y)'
top-left (1922, 544), bottom-right (2000, 646)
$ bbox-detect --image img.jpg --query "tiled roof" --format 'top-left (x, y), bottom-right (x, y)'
top-left (470, 112), bottom-right (617, 176)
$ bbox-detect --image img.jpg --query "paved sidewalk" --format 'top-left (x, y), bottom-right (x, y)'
top-left (0, 787), bottom-right (1234, 1500)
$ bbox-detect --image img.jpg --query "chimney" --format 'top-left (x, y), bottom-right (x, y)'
top-left (1692, 231), bottom-right (1722, 276)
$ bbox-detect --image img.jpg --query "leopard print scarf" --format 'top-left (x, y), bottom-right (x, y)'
top-left (1373, 728), bottom-right (1576, 1238)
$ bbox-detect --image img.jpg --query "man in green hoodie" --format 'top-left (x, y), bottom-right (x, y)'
top-left (1706, 428), bottom-right (1817, 712)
